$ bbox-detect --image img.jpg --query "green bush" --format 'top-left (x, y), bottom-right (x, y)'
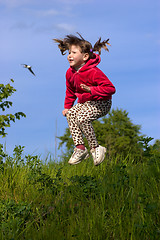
top-left (0, 79), bottom-right (26, 137)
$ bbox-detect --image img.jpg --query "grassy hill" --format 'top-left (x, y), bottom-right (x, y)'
top-left (0, 146), bottom-right (160, 240)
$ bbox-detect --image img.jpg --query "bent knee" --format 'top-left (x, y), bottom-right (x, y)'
top-left (77, 115), bottom-right (90, 125)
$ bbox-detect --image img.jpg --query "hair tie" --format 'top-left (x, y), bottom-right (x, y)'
top-left (90, 49), bottom-right (93, 52)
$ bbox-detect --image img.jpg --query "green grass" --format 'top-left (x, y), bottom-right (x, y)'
top-left (0, 147), bottom-right (160, 240)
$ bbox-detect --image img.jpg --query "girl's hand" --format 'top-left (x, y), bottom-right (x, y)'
top-left (80, 84), bottom-right (91, 93)
top-left (62, 109), bottom-right (69, 117)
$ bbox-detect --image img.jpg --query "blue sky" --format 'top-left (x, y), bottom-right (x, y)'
top-left (0, 0), bottom-right (160, 158)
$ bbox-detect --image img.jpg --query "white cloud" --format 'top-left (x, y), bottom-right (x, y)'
top-left (37, 9), bottom-right (59, 17)
top-left (31, 6), bottom-right (73, 18)
top-left (0, 0), bottom-right (31, 8)
top-left (55, 23), bottom-right (75, 32)
top-left (0, 0), bottom-right (92, 8)
top-left (11, 22), bottom-right (34, 30)
top-left (58, 0), bottom-right (93, 4)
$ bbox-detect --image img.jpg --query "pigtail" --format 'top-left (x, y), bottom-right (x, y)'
top-left (53, 38), bottom-right (68, 55)
top-left (76, 32), bottom-right (85, 41)
top-left (93, 38), bottom-right (111, 55)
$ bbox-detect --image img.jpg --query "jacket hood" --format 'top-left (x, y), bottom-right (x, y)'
top-left (70, 53), bottom-right (101, 73)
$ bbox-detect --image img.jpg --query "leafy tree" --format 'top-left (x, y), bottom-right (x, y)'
top-left (149, 139), bottom-right (160, 158)
top-left (58, 108), bottom-right (155, 161)
top-left (92, 109), bottom-right (154, 160)
top-left (0, 79), bottom-right (26, 137)
top-left (58, 127), bottom-right (74, 157)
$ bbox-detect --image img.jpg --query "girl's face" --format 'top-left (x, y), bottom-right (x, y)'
top-left (67, 45), bottom-right (89, 69)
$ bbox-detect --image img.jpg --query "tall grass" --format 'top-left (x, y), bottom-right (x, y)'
top-left (0, 146), bottom-right (160, 240)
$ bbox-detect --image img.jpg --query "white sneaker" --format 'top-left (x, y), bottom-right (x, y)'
top-left (68, 147), bottom-right (89, 165)
top-left (90, 145), bottom-right (106, 166)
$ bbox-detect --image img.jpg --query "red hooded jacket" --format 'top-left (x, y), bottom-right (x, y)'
top-left (64, 53), bottom-right (116, 109)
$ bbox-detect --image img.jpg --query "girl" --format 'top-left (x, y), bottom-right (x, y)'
top-left (54, 33), bottom-right (116, 166)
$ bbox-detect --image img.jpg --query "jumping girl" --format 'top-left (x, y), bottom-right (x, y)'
top-left (54, 33), bottom-right (116, 166)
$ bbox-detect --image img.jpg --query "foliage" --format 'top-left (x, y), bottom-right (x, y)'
top-left (0, 79), bottom-right (26, 137)
top-left (0, 145), bottom-right (160, 239)
top-left (58, 127), bottom-right (74, 156)
top-left (58, 108), bottom-right (154, 162)
top-left (150, 139), bottom-right (160, 156)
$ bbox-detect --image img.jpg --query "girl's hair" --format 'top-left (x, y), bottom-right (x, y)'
top-left (53, 32), bottom-right (111, 58)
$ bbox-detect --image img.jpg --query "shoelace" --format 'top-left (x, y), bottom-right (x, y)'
top-left (95, 148), bottom-right (99, 159)
top-left (91, 148), bottom-right (99, 160)
top-left (72, 148), bottom-right (83, 158)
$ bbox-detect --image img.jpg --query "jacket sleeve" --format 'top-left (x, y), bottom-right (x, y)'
top-left (64, 73), bottom-right (77, 109)
top-left (90, 70), bottom-right (116, 97)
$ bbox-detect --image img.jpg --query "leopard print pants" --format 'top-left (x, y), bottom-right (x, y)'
top-left (66, 100), bottom-right (112, 149)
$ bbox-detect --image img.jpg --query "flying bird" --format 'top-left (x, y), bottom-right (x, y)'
top-left (21, 64), bottom-right (36, 76)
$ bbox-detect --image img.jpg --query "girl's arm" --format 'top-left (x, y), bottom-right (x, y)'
top-left (64, 72), bottom-right (77, 109)
top-left (64, 86), bottom-right (77, 109)
top-left (90, 70), bottom-right (115, 97)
